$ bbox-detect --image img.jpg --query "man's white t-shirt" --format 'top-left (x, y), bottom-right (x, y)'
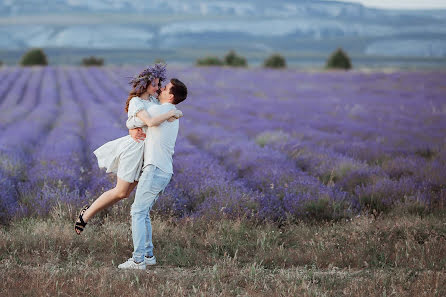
top-left (143, 103), bottom-right (179, 174)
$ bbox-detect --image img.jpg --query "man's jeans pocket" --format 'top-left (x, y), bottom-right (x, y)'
top-left (132, 166), bottom-right (172, 213)
top-left (147, 168), bottom-right (171, 209)
top-left (152, 170), bottom-right (171, 194)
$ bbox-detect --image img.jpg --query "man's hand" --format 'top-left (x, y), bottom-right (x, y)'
top-left (173, 110), bottom-right (183, 118)
top-left (129, 128), bottom-right (146, 142)
top-left (167, 110), bottom-right (183, 122)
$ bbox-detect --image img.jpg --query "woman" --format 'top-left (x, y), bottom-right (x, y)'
top-left (74, 64), bottom-right (182, 234)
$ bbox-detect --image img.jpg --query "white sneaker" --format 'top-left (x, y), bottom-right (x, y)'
top-left (145, 255), bottom-right (156, 266)
top-left (118, 258), bottom-right (146, 270)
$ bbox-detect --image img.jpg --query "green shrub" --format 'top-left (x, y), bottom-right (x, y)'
top-left (302, 197), bottom-right (349, 222)
top-left (263, 53), bottom-right (286, 69)
top-left (326, 48), bottom-right (352, 70)
top-left (358, 193), bottom-right (390, 214)
top-left (224, 50), bottom-right (247, 67)
top-left (415, 147), bottom-right (436, 159)
top-left (81, 56), bottom-right (104, 66)
top-left (20, 48), bottom-right (48, 66)
top-left (196, 56), bottom-right (224, 66)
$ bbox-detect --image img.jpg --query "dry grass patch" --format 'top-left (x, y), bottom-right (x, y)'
top-left (1, 261), bottom-right (444, 296)
top-left (1, 208), bottom-right (445, 296)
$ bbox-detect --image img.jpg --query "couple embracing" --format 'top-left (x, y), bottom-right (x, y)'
top-left (74, 64), bottom-right (187, 270)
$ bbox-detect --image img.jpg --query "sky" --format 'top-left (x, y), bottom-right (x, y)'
top-left (324, 0), bottom-right (446, 10)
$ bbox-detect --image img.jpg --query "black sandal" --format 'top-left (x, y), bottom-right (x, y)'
top-left (74, 205), bottom-right (89, 235)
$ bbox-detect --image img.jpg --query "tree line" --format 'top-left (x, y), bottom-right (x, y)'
top-left (1, 48), bottom-right (353, 70)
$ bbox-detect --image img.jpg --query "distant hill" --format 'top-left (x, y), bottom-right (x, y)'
top-left (0, 0), bottom-right (445, 58)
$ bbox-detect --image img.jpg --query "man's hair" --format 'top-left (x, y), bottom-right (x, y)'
top-left (170, 78), bottom-right (187, 105)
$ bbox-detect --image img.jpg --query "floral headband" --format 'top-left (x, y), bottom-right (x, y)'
top-left (129, 63), bottom-right (167, 93)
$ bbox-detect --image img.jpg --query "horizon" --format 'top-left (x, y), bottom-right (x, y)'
top-left (324, 0), bottom-right (446, 10)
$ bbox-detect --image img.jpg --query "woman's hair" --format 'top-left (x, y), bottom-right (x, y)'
top-left (124, 78), bottom-right (163, 113)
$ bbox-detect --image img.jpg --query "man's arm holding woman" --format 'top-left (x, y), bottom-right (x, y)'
top-left (127, 109), bottom-right (182, 142)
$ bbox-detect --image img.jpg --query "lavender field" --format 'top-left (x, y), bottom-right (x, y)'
top-left (0, 66), bottom-right (445, 223)
top-left (1, 66), bottom-right (446, 296)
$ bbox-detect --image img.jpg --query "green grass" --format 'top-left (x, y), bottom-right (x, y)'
top-left (1, 204), bottom-right (445, 296)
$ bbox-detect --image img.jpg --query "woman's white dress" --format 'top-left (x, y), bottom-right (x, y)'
top-left (93, 96), bottom-right (158, 183)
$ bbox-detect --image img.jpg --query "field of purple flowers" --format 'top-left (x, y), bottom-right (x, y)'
top-left (0, 66), bottom-right (445, 223)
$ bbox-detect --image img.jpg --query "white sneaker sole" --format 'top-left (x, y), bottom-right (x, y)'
top-left (118, 260), bottom-right (146, 270)
top-left (145, 257), bottom-right (156, 266)
top-left (118, 265), bottom-right (146, 270)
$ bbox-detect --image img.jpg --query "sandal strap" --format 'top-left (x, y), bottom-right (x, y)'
top-left (77, 214), bottom-right (86, 226)
top-left (75, 221), bottom-right (86, 227)
top-left (74, 223), bottom-right (84, 231)
top-left (75, 205), bottom-right (89, 230)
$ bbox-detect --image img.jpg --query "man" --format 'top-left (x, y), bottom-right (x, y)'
top-left (118, 78), bottom-right (187, 270)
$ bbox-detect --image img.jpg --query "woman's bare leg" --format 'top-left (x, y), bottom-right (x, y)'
top-left (81, 177), bottom-right (138, 223)
top-left (125, 181), bottom-right (138, 198)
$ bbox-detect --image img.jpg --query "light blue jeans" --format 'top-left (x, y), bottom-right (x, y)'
top-left (131, 165), bottom-right (172, 263)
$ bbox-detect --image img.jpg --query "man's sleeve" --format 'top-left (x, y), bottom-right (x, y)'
top-left (148, 105), bottom-right (175, 117)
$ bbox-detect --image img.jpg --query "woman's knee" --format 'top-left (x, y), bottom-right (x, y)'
top-left (114, 189), bottom-right (129, 200)
top-left (115, 178), bottom-right (133, 200)
top-left (124, 189), bottom-right (134, 198)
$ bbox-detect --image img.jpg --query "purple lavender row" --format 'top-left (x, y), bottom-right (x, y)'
top-left (109, 66), bottom-right (139, 88)
top-left (0, 68), bottom-right (22, 107)
top-left (195, 104), bottom-right (441, 211)
top-left (89, 67), bottom-right (128, 103)
top-left (0, 67), bottom-right (60, 220)
top-left (103, 66), bottom-right (133, 93)
top-left (78, 67), bottom-right (126, 123)
top-left (0, 69), bottom-right (21, 220)
top-left (0, 68), bottom-right (32, 128)
top-left (174, 82), bottom-right (364, 182)
top-left (301, 73), bottom-right (438, 157)
top-left (291, 140), bottom-right (445, 209)
top-left (179, 117), bottom-right (352, 221)
top-left (243, 71), bottom-right (443, 205)
top-left (0, 68), bottom-right (58, 161)
top-left (0, 168), bottom-right (16, 223)
top-left (18, 68), bottom-right (90, 216)
top-left (85, 67), bottom-right (134, 128)
top-left (65, 67), bottom-right (126, 197)
top-left (0, 68), bottom-right (44, 130)
top-left (67, 68), bottom-right (124, 149)
top-left (183, 93), bottom-right (426, 209)
top-left (156, 135), bottom-right (261, 220)
top-left (0, 67), bottom-right (31, 108)
top-left (286, 142), bottom-right (440, 209)
top-left (274, 70), bottom-right (446, 205)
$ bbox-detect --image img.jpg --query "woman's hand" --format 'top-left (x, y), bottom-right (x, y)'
top-left (129, 128), bottom-right (146, 142)
top-left (167, 110), bottom-right (183, 122)
top-left (174, 110), bottom-right (183, 118)
top-left (169, 109), bottom-right (183, 119)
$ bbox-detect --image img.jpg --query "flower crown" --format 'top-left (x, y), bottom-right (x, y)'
top-left (129, 63), bottom-right (167, 93)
